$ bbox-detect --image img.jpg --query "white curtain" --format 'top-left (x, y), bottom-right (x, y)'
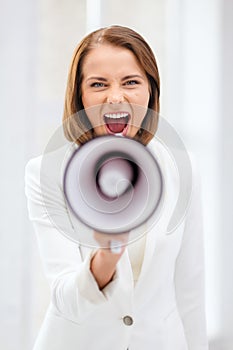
top-left (1, 0), bottom-right (232, 349)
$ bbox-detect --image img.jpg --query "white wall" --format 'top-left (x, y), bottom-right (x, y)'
top-left (218, 0), bottom-right (233, 348)
top-left (164, 0), bottom-right (222, 346)
top-left (1, 0), bottom-right (232, 349)
top-left (0, 1), bottom-right (38, 349)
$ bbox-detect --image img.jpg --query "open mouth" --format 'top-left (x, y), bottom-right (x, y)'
top-left (104, 112), bottom-right (130, 135)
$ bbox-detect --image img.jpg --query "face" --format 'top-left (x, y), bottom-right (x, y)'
top-left (81, 44), bottom-right (150, 138)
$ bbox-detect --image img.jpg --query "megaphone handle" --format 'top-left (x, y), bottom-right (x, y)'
top-left (110, 240), bottom-right (122, 254)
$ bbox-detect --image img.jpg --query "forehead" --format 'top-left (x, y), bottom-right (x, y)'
top-left (82, 44), bottom-right (145, 77)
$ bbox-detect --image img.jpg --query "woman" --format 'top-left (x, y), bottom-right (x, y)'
top-left (25, 26), bottom-right (209, 349)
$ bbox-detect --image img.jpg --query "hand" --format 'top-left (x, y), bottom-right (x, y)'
top-left (90, 231), bottom-right (129, 289)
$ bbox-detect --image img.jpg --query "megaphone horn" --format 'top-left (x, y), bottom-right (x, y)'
top-left (63, 135), bottom-right (164, 234)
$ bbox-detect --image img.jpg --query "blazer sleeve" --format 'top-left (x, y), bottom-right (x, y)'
top-left (25, 156), bottom-right (121, 324)
top-left (174, 158), bottom-right (209, 350)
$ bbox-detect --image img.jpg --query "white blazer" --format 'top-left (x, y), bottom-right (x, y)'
top-left (25, 137), bottom-right (209, 350)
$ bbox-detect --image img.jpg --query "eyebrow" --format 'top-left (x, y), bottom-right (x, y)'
top-left (86, 77), bottom-right (108, 82)
top-left (86, 74), bottom-right (144, 82)
top-left (122, 74), bottom-right (144, 80)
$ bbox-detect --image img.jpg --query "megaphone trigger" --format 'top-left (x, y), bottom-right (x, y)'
top-left (109, 240), bottom-right (123, 254)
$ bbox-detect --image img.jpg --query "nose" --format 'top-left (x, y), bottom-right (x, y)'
top-left (106, 86), bottom-right (124, 104)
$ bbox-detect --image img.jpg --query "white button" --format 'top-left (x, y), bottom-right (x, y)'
top-left (123, 315), bottom-right (133, 326)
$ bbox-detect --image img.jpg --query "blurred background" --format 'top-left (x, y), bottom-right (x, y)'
top-left (0, 0), bottom-right (232, 349)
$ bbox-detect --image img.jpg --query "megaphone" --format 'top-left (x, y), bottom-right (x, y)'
top-left (63, 135), bottom-right (164, 236)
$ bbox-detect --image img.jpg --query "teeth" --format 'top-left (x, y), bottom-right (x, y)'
top-left (104, 112), bottom-right (129, 119)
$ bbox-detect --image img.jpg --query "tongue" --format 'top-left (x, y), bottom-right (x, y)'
top-left (106, 117), bottom-right (127, 133)
top-left (107, 123), bottom-right (126, 133)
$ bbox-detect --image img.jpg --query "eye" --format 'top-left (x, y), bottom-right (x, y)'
top-left (90, 82), bottom-right (106, 88)
top-left (124, 80), bottom-right (139, 86)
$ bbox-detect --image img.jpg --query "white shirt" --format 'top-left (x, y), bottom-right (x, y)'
top-left (128, 231), bottom-right (147, 284)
